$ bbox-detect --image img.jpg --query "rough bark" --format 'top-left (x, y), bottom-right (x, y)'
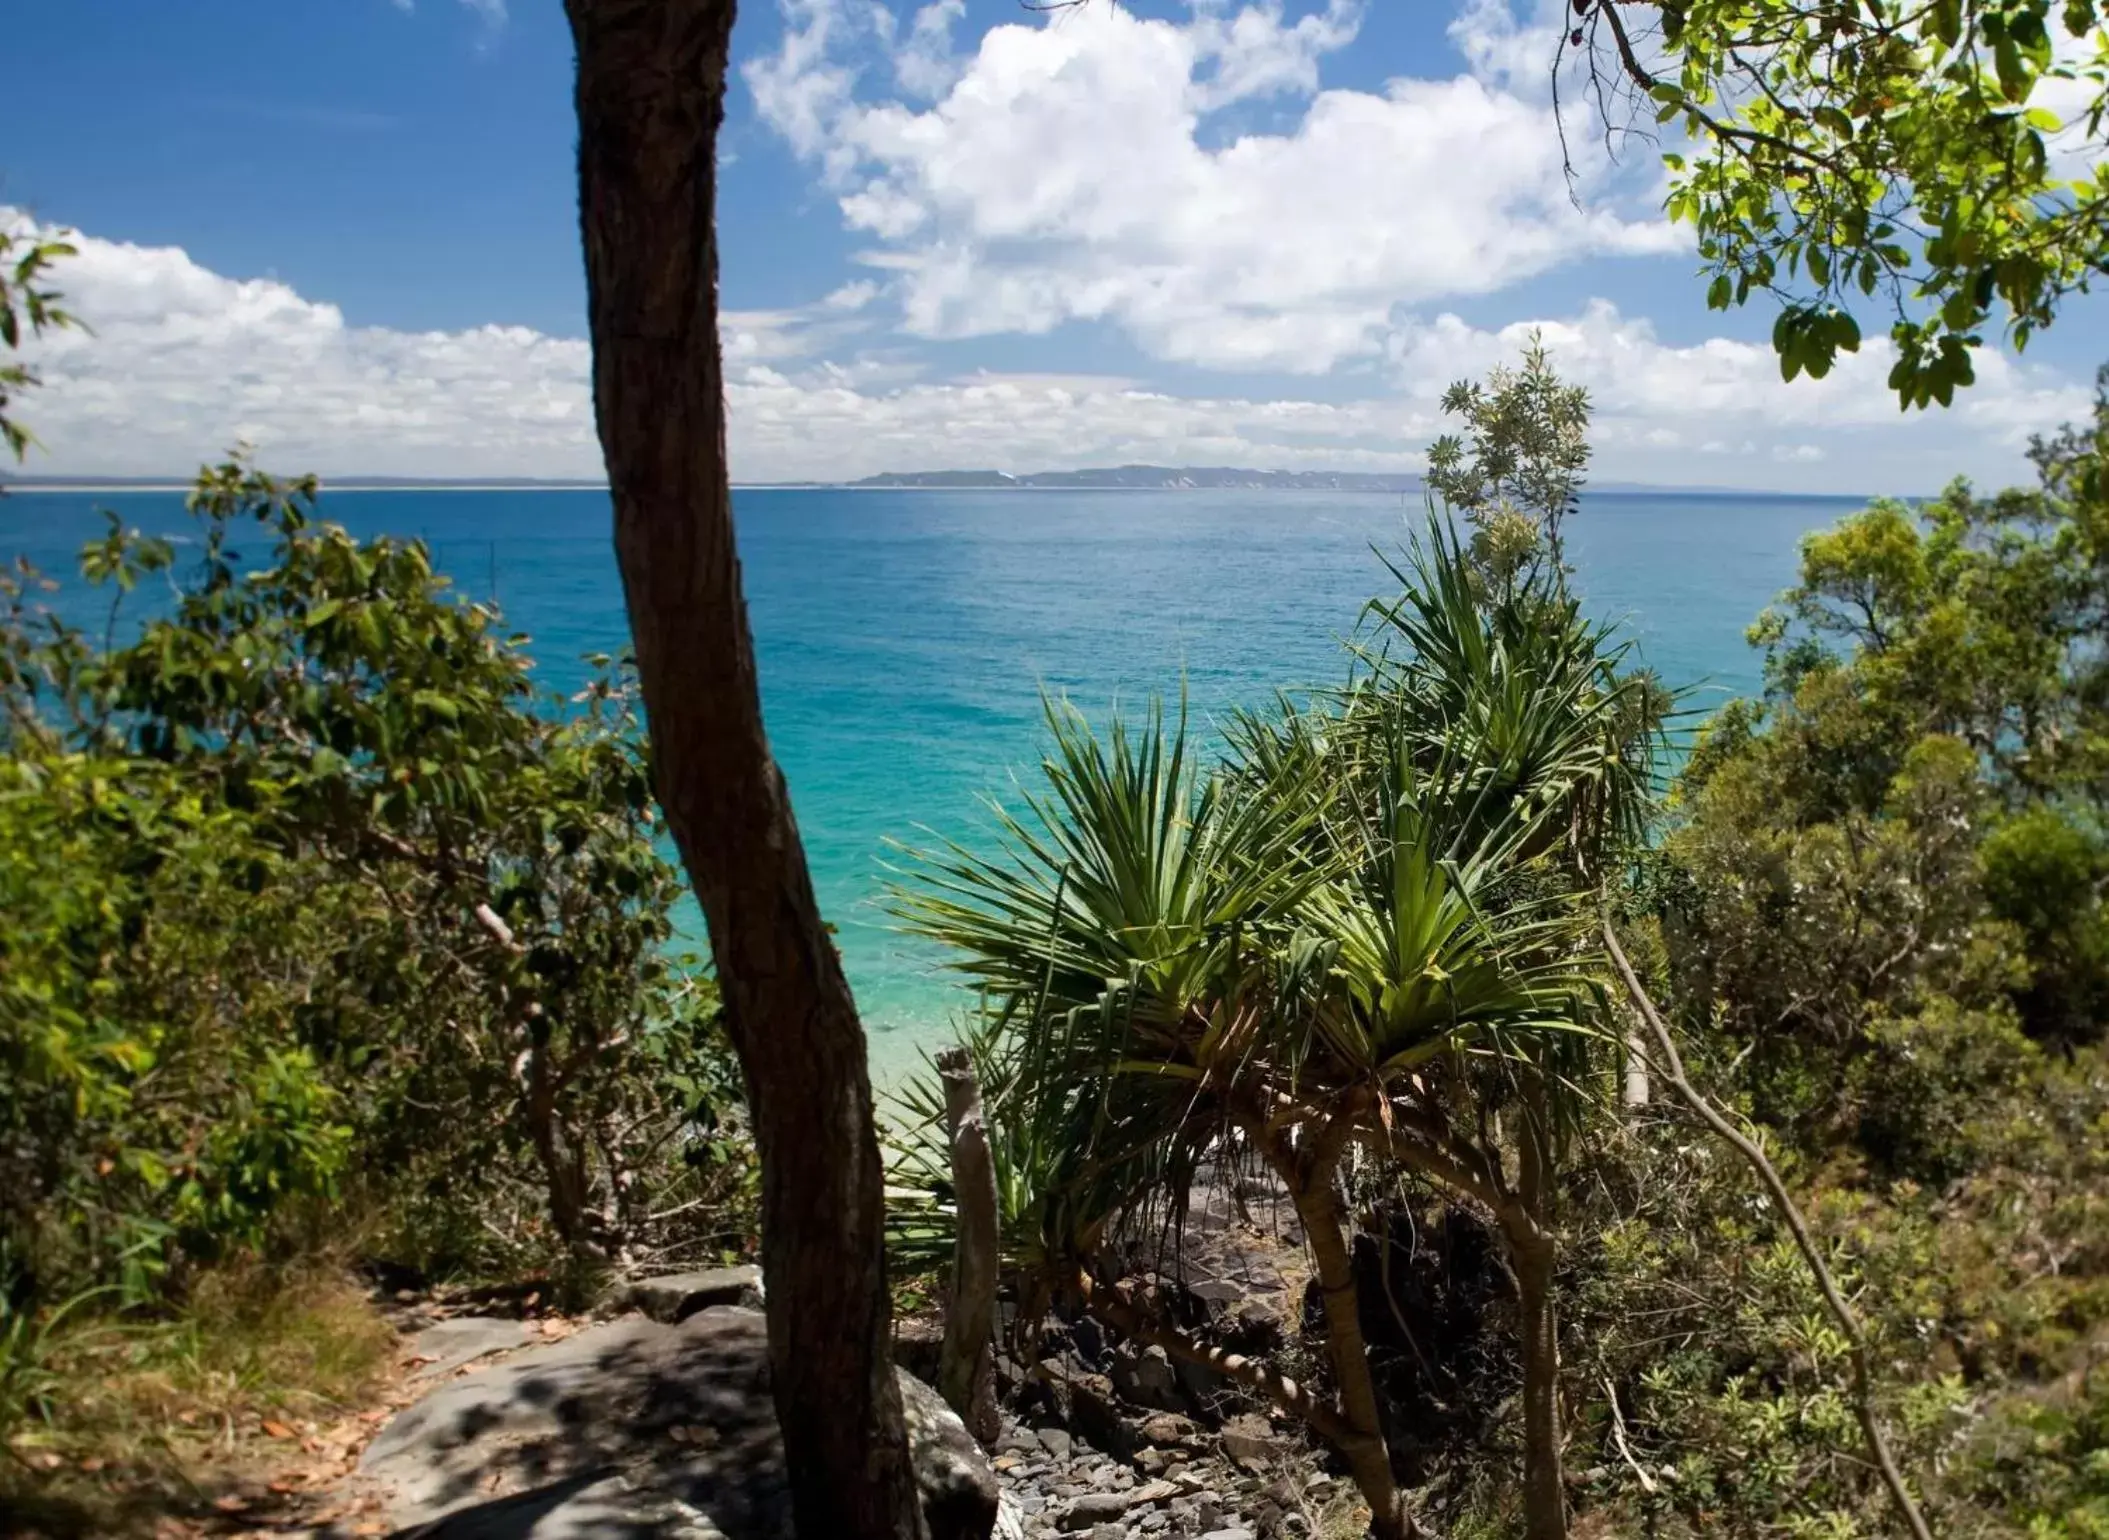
top-left (1511, 1083), bottom-right (1568, 1540)
top-left (565, 4), bottom-right (925, 1534)
top-left (936, 1048), bottom-right (1001, 1448)
top-left (1510, 1229), bottom-right (1566, 1540)
top-left (1604, 924), bottom-right (1934, 1540)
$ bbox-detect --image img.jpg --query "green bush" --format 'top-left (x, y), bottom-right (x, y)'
top-left (0, 458), bottom-right (751, 1310)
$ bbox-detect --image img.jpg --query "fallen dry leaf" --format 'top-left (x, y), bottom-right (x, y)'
top-left (211, 1494), bottom-right (249, 1513)
top-left (261, 1419), bottom-right (295, 1440)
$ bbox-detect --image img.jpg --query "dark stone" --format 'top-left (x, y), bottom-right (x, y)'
top-left (615, 1265), bottom-right (764, 1323)
top-left (1069, 1313), bottom-right (1107, 1367)
top-left (894, 1315), bottom-right (946, 1384)
top-left (1066, 1372), bottom-right (1136, 1459)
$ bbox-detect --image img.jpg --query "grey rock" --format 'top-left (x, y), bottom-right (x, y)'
top-left (1217, 1414), bottom-right (1288, 1471)
top-left (1062, 1491), bottom-right (1135, 1528)
top-left (616, 1266), bottom-right (764, 1323)
top-left (1136, 1412), bottom-right (1198, 1448)
top-left (1110, 1343), bottom-right (1183, 1412)
top-left (404, 1317), bottom-right (534, 1382)
top-left (1037, 1427), bottom-right (1074, 1460)
top-left (900, 1367), bottom-right (1006, 1539)
top-left (359, 1305), bottom-right (994, 1539)
top-left (1067, 1373), bottom-right (1136, 1458)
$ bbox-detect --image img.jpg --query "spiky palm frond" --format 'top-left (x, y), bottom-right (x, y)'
top-left (892, 696), bottom-right (1317, 1023)
top-left (890, 516), bottom-right (1666, 1276)
top-left (1354, 518), bottom-right (1670, 867)
top-left (890, 697), bottom-right (1327, 1263)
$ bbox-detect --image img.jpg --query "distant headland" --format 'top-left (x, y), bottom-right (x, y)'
top-left (845, 465), bottom-right (1425, 491)
top-left (3, 467), bottom-right (1855, 497)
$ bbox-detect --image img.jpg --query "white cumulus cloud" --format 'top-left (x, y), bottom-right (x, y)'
top-left (3, 218), bottom-right (2089, 493)
top-left (745, 0), bottom-right (1685, 373)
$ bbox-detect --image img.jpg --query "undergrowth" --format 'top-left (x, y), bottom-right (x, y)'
top-left (0, 1260), bottom-right (395, 1537)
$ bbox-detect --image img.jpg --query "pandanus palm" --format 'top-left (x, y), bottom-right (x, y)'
top-left (895, 524), bottom-right (1663, 1540)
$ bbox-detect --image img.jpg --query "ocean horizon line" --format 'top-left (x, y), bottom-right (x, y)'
top-left (6, 477), bottom-right (1888, 500)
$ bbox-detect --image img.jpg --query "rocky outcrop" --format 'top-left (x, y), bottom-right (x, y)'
top-left (356, 1305), bottom-right (996, 1539)
top-left (613, 1266), bottom-right (764, 1324)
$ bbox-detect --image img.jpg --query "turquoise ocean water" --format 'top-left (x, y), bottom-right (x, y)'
top-left (1, 486), bottom-right (1856, 1075)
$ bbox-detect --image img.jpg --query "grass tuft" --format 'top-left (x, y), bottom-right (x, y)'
top-left (1, 1261), bottom-right (396, 1537)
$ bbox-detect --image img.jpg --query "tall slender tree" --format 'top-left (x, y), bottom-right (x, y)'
top-left (564, 4), bottom-right (925, 1535)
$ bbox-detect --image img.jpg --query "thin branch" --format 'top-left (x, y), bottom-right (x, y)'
top-left (1603, 1373), bottom-right (1657, 1494)
top-left (1602, 923), bottom-right (1934, 1540)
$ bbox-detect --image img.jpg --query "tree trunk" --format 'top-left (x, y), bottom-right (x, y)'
top-left (1510, 1229), bottom-right (1566, 1540)
top-left (565, 5), bottom-right (924, 1536)
top-left (1295, 1177), bottom-right (1415, 1540)
top-left (1245, 1107), bottom-right (1415, 1540)
top-left (525, 1019), bottom-right (590, 1259)
top-left (1511, 1081), bottom-right (1569, 1540)
top-left (937, 1048), bottom-right (1001, 1447)
top-left (1621, 1024), bottom-right (1652, 1110)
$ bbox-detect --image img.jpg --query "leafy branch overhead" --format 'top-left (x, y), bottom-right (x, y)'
top-left (0, 226), bottom-right (82, 462)
top-left (1571, 0), bottom-right (2109, 406)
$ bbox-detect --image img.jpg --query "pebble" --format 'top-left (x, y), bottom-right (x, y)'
top-left (993, 1412), bottom-right (1296, 1540)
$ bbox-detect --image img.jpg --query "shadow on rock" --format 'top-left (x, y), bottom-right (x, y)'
top-left (360, 1306), bottom-right (996, 1540)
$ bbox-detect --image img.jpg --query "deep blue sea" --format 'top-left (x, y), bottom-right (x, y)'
top-left (0, 486), bottom-right (1856, 1075)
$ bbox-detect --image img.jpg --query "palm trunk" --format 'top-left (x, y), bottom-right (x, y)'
top-left (565, 4), bottom-right (924, 1535)
top-left (1295, 1176), bottom-right (1414, 1540)
top-left (1510, 1082), bottom-right (1568, 1540)
top-left (1510, 1229), bottom-right (1566, 1540)
top-left (1244, 1105), bottom-right (1414, 1540)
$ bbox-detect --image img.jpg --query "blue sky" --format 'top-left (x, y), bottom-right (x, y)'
top-left (6, 0), bottom-right (2104, 490)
